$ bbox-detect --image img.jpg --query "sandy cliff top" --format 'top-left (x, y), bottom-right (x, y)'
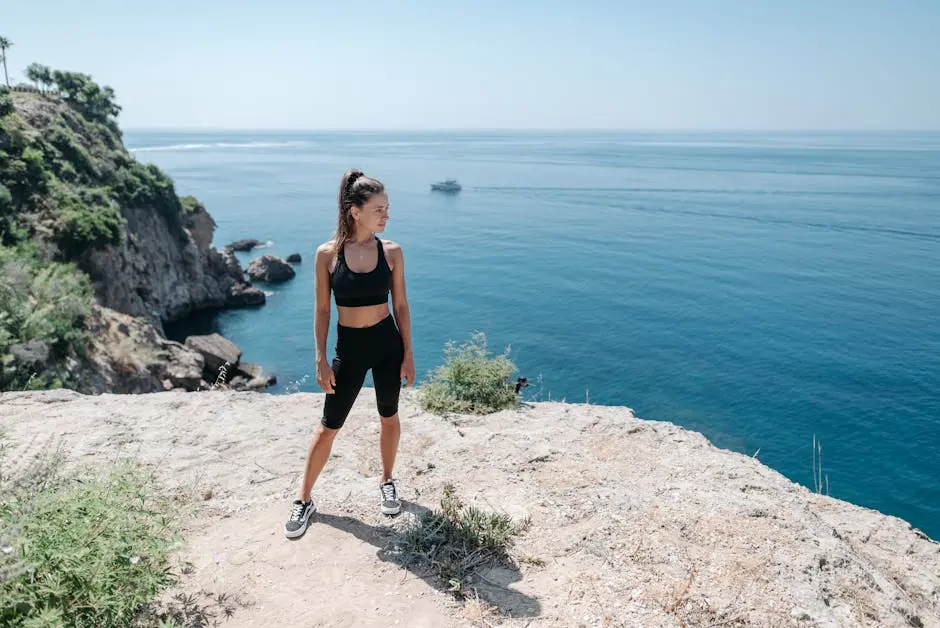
top-left (2, 389), bottom-right (938, 627)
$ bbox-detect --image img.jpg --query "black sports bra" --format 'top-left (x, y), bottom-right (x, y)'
top-left (330, 237), bottom-right (391, 307)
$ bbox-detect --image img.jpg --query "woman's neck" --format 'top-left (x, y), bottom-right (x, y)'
top-left (350, 228), bottom-right (374, 245)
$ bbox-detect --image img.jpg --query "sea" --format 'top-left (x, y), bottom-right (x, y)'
top-left (125, 130), bottom-right (940, 540)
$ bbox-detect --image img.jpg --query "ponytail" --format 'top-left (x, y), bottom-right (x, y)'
top-left (333, 168), bottom-right (384, 254)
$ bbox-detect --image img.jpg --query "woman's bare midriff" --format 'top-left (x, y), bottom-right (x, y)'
top-left (336, 303), bottom-right (391, 328)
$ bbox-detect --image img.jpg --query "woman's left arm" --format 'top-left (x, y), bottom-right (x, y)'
top-left (388, 241), bottom-right (415, 386)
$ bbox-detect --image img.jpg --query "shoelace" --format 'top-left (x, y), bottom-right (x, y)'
top-left (381, 483), bottom-right (397, 502)
top-left (290, 502), bottom-right (307, 521)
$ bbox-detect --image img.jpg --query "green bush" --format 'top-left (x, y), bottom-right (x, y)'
top-left (0, 243), bottom-right (93, 390)
top-left (2, 146), bottom-right (49, 200)
top-left (0, 439), bottom-right (181, 627)
top-left (111, 160), bottom-right (185, 239)
top-left (402, 483), bottom-right (529, 597)
top-left (179, 195), bottom-right (205, 217)
top-left (53, 187), bottom-right (123, 258)
top-left (45, 122), bottom-right (100, 182)
top-left (417, 331), bottom-right (520, 414)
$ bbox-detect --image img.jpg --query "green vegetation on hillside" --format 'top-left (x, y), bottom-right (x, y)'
top-left (0, 241), bottom-right (92, 390)
top-left (417, 332), bottom-right (521, 414)
top-left (0, 45), bottom-right (206, 392)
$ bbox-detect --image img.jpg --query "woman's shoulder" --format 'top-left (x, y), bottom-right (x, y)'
top-left (315, 240), bottom-right (338, 261)
top-left (379, 238), bottom-right (402, 253)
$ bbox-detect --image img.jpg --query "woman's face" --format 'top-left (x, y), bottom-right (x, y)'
top-left (353, 193), bottom-right (390, 233)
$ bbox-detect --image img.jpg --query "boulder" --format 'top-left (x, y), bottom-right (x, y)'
top-left (247, 375), bottom-right (276, 389)
top-left (184, 333), bottom-right (242, 382)
top-left (227, 239), bottom-right (261, 252)
top-left (285, 253), bottom-right (302, 264)
top-left (163, 342), bottom-right (205, 391)
top-left (227, 283), bottom-right (266, 307)
top-left (246, 254), bottom-right (295, 283)
top-left (232, 362), bottom-right (277, 390)
top-left (227, 375), bottom-right (251, 390)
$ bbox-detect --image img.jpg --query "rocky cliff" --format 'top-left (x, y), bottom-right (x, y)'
top-left (0, 79), bottom-right (268, 393)
top-left (2, 389), bottom-right (937, 627)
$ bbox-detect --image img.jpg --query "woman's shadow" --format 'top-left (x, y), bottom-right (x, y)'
top-left (310, 499), bottom-right (541, 620)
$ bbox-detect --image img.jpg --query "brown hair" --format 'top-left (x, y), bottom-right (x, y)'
top-left (333, 168), bottom-right (385, 254)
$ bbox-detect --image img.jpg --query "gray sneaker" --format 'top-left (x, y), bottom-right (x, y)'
top-left (284, 499), bottom-right (315, 538)
top-left (380, 480), bottom-right (401, 515)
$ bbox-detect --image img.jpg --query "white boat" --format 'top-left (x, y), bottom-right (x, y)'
top-left (430, 178), bottom-right (461, 192)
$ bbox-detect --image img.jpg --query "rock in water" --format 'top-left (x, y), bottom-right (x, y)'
top-left (246, 254), bottom-right (296, 283)
top-left (285, 253), bottom-right (302, 263)
top-left (228, 283), bottom-right (266, 307)
top-left (227, 239), bottom-right (262, 252)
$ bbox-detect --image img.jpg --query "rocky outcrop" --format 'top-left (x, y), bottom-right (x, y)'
top-left (75, 306), bottom-right (201, 393)
top-left (3, 82), bottom-right (274, 396)
top-left (84, 207), bottom-right (264, 333)
top-left (246, 254), bottom-right (296, 283)
top-left (185, 204), bottom-right (217, 254)
top-left (285, 253), bottom-right (302, 264)
top-left (74, 307), bottom-right (276, 393)
top-left (227, 283), bottom-right (266, 307)
top-left (3, 390), bottom-right (938, 627)
top-left (227, 239), bottom-right (262, 252)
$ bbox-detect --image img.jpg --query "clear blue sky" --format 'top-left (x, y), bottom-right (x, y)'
top-left (3, 0), bottom-right (939, 130)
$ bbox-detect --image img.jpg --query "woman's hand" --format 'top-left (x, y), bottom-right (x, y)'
top-left (316, 356), bottom-right (336, 394)
top-left (400, 351), bottom-right (415, 388)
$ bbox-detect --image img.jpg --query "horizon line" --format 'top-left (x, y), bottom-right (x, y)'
top-left (119, 126), bottom-right (940, 134)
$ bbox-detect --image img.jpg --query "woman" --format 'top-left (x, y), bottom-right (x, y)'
top-left (285, 169), bottom-right (416, 539)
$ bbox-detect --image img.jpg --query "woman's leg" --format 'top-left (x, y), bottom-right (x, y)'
top-left (301, 355), bottom-right (367, 495)
top-left (379, 414), bottom-right (400, 484)
top-left (296, 424), bottom-right (339, 502)
top-left (372, 327), bottom-right (405, 515)
top-left (285, 355), bottom-right (366, 538)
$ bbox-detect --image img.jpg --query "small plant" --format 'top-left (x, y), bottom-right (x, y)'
top-left (417, 331), bottom-right (519, 415)
top-left (0, 434), bottom-right (182, 627)
top-left (813, 434), bottom-right (829, 495)
top-left (401, 483), bottom-right (530, 597)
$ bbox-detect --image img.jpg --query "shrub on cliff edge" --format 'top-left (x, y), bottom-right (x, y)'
top-left (417, 331), bottom-right (519, 415)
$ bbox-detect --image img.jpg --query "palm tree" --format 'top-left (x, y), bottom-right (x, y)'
top-left (0, 37), bottom-right (11, 88)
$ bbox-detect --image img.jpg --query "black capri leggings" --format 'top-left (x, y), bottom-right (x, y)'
top-left (322, 315), bottom-right (404, 429)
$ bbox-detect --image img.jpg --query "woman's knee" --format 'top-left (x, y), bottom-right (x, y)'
top-left (378, 408), bottom-right (399, 421)
top-left (315, 422), bottom-right (341, 441)
top-left (376, 392), bottom-right (400, 419)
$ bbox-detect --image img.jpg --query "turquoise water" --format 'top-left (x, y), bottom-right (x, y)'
top-left (127, 130), bottom-right (940, 539)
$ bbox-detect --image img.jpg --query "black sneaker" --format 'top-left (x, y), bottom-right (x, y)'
top-left (380, 480), bottom-right (401, 515)
top-left (284, 499), bottom-right (315, 538)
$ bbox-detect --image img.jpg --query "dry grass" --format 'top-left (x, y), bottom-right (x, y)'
top-left (400, 483), bottom-right (531, 599)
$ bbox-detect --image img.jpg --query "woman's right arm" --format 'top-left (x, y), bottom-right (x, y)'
top-left (314, 244), bottom-right (335, 393)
